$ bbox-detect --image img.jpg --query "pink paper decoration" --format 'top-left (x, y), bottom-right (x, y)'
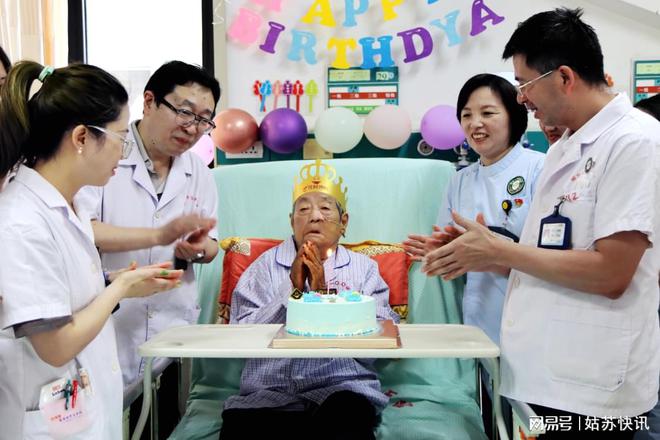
top-left (250, 0), bottom-right (282, 12)
top-left (190, 135), bottom-right (215, 165)
top-left (228, 8), bottom-right (263, 45)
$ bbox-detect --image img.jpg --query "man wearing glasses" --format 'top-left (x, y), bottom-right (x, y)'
top-left (422, 8), bottom-right (660, 439)
top-left (77, 60), bottom-right (221, 436)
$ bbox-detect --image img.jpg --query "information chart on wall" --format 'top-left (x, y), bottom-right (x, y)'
top-left (327, 67), bottom-right (399, 115)
top-left (633, 59), bottom-right (660, 103)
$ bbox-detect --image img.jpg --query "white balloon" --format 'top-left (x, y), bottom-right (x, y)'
top-left (314, 107), bottom-right (364, 153)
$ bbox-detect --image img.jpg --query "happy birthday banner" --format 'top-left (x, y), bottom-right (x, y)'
top-left (227, 0), bottom-right (505, 69)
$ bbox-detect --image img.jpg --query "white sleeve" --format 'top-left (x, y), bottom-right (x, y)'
top-left (0, 224), bottom-right (71, 330)
top-left (74, 185), bottom-right (103, 221)
top-left (594, 133), bottom-right (658, 245)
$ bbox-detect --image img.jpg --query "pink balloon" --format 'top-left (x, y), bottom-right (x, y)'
top-left (211, 109), bottom-right (259, 154)
top-left (189, 135), bottom-right (215, 164)
top-left (420, 105), bottom-right (465, 150)
top-left (363, 105), bottom-right (412, 150)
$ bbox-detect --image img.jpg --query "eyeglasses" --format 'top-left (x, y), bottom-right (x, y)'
top-left (87, 125), bottom-right (135, 159)
top-left (160, 98), bottom-right (216, 134)
top-left (516, 70), bottom-right (554, 96)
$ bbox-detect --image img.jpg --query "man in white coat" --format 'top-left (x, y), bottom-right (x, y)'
top-left (78, 60), bottom-right (220, 435)
top-left (422, 8), bottom-right (660, 439)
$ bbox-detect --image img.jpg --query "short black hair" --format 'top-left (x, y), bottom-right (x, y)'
top-left (456, 74), bottom-right (528, 146)
top-left (0, 46), bottom-right (10, 73)
top-left (502, 8), bottom-right (606, 87)
top-left (144, 61), bottom-right (221, 111)
top-left (634, 95), bottom-right (660, 121)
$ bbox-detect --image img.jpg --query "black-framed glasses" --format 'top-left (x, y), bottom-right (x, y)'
top-left (88, 125), bottom-right (134, 159)
top-left (516, 70), bottom-right (554, 96)
top-left (160, 98), bottom-right (216, 134)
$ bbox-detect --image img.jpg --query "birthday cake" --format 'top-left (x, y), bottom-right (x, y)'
top-left (286, 291), bottom-right (379, 337)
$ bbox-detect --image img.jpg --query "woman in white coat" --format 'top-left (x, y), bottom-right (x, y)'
top-left (0, 61), bottom-right (183, 439)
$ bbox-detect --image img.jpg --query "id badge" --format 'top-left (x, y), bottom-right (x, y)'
top-left (39, 376), bottom-right (93, 439)
top-left (538, 202), bottom-right (572, 250)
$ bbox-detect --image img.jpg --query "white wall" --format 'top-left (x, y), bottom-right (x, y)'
top-left (214, 0), bottom-right (660, 131)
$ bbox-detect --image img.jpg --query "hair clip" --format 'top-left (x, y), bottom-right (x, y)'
top-left (38, 66), bottom-right (55, 82)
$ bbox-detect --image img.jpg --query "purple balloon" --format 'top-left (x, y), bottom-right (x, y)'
top-left (259, 108), bottom-right (308, 154)
top-left (420, 105), bottom-right (465, 150)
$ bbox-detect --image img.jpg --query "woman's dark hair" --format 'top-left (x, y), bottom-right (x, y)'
top-left (634, 94), bottom-right (660, 121)
top-left (0, 45), bottom-right (11, 73)
top-left (502, 8), bottom-right (606, 87)
top-left (0, 62), bottom-right (128, 177)
top-left (456, 73), bottom-right (528, 146)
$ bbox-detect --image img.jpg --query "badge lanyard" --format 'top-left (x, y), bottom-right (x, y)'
top-left (488, 199), bottom-right (520, 242)
top-left (538, 199), bottom-right (572, 250)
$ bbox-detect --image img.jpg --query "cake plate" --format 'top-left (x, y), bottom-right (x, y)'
top-left (270, 319), bottom-right (400, 349)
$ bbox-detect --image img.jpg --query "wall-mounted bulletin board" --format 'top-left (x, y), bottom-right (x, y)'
top-left (216, 0), bottom-right (516, 164)
top-left (327, 66), bottom-right (399, 115)
top-left (632, 59), bottom-right (660, 104)
top-left (221, 0), bottom-right (513, 126)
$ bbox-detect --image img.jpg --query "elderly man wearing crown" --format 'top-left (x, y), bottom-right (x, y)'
top-left (219, 159), bottom-right (399, 440)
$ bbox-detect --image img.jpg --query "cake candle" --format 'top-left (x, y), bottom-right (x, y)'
top-left (326, 248), bottom-right (333, 295)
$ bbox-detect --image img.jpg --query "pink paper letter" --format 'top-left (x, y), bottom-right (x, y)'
top-left (228, 8), bottom-right (263, 45)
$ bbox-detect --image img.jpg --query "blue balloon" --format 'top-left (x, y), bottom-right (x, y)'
top-left (259, 109), bottom-right (308, 154)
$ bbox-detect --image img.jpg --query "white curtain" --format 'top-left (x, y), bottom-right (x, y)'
top-left (0, 0), bottom-right (67, 67)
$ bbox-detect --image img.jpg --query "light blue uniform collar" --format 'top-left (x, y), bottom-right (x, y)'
top-left (478, 142), bottom-right (524, 177)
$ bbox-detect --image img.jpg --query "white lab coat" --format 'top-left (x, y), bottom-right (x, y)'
top-left (0, 170), bottom-right (24, 440)
top-left (0, 165), bottom-right (122, 439)
top-left (500, 94), bottom-right (660, 417)
top-left (0, 328), bottom-right (24, 440)
top-left (77, 122), bottom-right (218, 385)
top-left (437, 143), bottom-right (544, 345)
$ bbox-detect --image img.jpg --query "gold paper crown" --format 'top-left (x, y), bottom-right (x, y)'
top-left (293, 159), bottom-right (348, 211)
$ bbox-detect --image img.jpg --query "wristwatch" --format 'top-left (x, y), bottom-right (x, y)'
top-left (290, 288), bottom-right (303, 299)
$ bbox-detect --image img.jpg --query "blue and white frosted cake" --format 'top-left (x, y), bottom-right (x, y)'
top-left (286, 291), bottom-right (379, 337)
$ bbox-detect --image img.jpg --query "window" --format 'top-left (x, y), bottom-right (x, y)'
top-left (85, 0), bottom-right (208, 120)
